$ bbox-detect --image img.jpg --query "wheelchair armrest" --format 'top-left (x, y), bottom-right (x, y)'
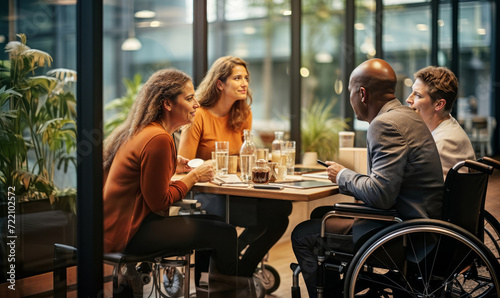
top-left (320, 202), bottom-right (401, 237)
top-left (478, 156), bottom-right (500, 171)
top-left (454, 159), bottom-right (493, 174)
top-left (333, 202), bottom-right (399, 217)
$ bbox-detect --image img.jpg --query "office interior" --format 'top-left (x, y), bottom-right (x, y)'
top-left (1, 0), bottom-right (499, 296)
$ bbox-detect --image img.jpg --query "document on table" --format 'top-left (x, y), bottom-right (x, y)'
top-left (211, 175), bottom-right (249, 187)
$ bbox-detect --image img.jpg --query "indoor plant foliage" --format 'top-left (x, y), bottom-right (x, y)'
top-left (104, 73), bottom-right (143, 137)
top-left (0, 34), bottom-right (77, 206)
top-left (301, 99), bottom-right (349, 161)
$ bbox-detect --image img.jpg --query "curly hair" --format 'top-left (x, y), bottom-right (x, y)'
top-left (414, 66), bottom-right (458, 112)
top-left (195, 56), bottom-right (252, 131)
top-left (103, 68), bottom-right (191, 172)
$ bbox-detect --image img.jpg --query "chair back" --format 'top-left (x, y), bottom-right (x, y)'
top-left (441, 160), bottom-right (493, 240)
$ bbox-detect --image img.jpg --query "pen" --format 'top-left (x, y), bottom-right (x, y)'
top-left (316, 159), bottom-right (328, 167)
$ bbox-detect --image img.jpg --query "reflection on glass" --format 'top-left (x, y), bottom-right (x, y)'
top-left (208, 0), bottom-right (291, 137)
top-left (103, 0), bottom-right (194, 113)
top-left (302, 0), bottom-right (344, 119)
top-left (457, 2), bottom-right (491, 119)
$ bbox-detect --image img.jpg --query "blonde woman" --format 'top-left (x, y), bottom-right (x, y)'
top-left (179, 56), bottom-right (292, 280)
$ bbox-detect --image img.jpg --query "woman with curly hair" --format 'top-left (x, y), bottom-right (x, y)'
top-left (103, 68), bottom-right (247, 296)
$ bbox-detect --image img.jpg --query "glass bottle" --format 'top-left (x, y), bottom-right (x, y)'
top-left (240, 130), bottom-right (257, 182)
top-left (252, 159), bottom-right (270, 184)
top-left (271, 131), bottom-right (284, 164)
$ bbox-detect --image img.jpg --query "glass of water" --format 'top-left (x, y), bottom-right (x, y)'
top-left (285, 141), bottom-right (296, 175)
top-left (215, 141), bottom-right (229, 176)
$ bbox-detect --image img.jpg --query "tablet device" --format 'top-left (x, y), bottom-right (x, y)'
top-left (272, 180), bottom-right (335, 189)
top-left (293, 167), bottom-right (325, 175)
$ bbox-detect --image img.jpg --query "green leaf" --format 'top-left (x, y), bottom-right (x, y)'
top-left (301, 99), bottom-right (350, 160)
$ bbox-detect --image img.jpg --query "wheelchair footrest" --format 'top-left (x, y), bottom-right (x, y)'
top-left (324, 263), bottom-right (345, 273)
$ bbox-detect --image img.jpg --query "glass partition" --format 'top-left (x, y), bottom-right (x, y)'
top-left (103, 0), bottom-right (194, 128)
top-left (383, 0), bottom-right (432, 100)
top-left (208, 0), bottom-right (292, 143)
top-left (0, 1), bottom-right (77, 294)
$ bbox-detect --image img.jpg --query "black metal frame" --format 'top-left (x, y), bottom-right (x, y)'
top-left (76, 0), bottom-right (103, 296)
top-left (290, 0), bottom-right (301, 162)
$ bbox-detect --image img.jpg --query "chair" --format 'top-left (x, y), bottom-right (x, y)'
top-left (291, 159), bottom-right (500, 298)
top-left (53, 243), bottom-right (192, 297)
top-left (463, 116), bottom-right (497, 157)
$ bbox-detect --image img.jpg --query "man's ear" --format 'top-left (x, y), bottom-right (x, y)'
top-left (360, 87), bottom-right (367, 103)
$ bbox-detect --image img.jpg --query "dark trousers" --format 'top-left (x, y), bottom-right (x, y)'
top-left (196, 193), bottom-right (292, 277)
top-left (124, 212), bottom-right (238, 276)
top-left (291, 206), bottom-right (353, 298)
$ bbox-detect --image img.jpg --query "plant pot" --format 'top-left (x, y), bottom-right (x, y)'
top-left (302, 152), bottom-right (318, 166)
top-left (0, 198), bottom-right (76, 282)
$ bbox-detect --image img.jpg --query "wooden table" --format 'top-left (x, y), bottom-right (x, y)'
top-left (173, 174), bottom-right (339, 202)
top-left (173, 174), bottom-right (339, 221)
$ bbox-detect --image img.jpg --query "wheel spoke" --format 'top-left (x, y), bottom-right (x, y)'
top-left (347, 222), bottom-right (499, 298)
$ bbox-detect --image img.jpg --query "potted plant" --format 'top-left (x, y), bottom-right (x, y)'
top-left (0, 33), bottom-right (77, 281)
top-left (0, 33), bottom-right (77, 207)
top-left (301, 99), bottom-right (349, 165)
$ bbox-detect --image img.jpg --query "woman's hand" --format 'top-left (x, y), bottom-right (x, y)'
top-left (176, 155), bottom-right (191, 173)
top-left (191, 161), bottom-right (214, 183)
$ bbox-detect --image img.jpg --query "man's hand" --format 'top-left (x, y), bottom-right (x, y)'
top-left (325, 161), bottom-right (346, 183)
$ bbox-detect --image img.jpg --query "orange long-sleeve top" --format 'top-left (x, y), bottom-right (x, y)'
top-left (179, 107), bottom-right (252, 160)
top-left (103, 122), bottom-right (188, 253)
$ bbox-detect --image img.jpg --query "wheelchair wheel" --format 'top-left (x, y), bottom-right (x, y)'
top-left (484, 210), bottom-right (500, 262)
top-left (254, 264), bottom-right (280, 294)
top-left (344, 219), bottom-right (500, 298)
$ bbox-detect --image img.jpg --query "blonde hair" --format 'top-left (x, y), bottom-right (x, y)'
top-left (196, 56), bottom-right (252, 131)
top-left (103, 68), bottom-right (191, 172)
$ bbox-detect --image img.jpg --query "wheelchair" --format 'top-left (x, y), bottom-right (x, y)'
top-left (479, 157), bottom-right (500, 263)
top-left (291, 158), bottom-right (500, 298)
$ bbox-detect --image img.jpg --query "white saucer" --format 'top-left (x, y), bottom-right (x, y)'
top-left (187, 158), bottom-right (204, 168)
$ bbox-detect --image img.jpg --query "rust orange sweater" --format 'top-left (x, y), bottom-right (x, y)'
top-left (103, 122), bottom-right (188, 253)
top-left (179, 108), bottom-right (252, 160)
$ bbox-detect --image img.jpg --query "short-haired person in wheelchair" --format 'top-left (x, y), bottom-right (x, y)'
top-left (406, 66), bottom-right (475, 178)
top-left (291, 59), bottom-right (445, 297)
top-left (103, 69), bottom-right (251, 296)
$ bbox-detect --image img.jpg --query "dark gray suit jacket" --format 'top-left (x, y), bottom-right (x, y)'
top-left (337, 99), bottom-right (444, 242)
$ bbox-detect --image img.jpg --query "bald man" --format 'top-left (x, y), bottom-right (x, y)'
top-left (291, 59), bottom-right (444, 297)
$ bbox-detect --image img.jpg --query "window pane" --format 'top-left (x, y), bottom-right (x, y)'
top-left (103, 0), bottom-right (193, 110)
top-left (456, 1), bottom-right (491, 119)
top-left (208, 0), bottom-right (291, 140)
top-left (383, 0), bottom-right (432, 101)
top-left (0, 0), bottom-right (77, 285)
top-left (355, 0), bottom-right (376, 64)
top-left (302, 0), bottom-right (344, 115)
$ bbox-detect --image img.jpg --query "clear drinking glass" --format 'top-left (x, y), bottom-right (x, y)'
top-left (285, 141), bottom-right (296, 175)
top-left (215, 141), bottom-right (229, 176)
